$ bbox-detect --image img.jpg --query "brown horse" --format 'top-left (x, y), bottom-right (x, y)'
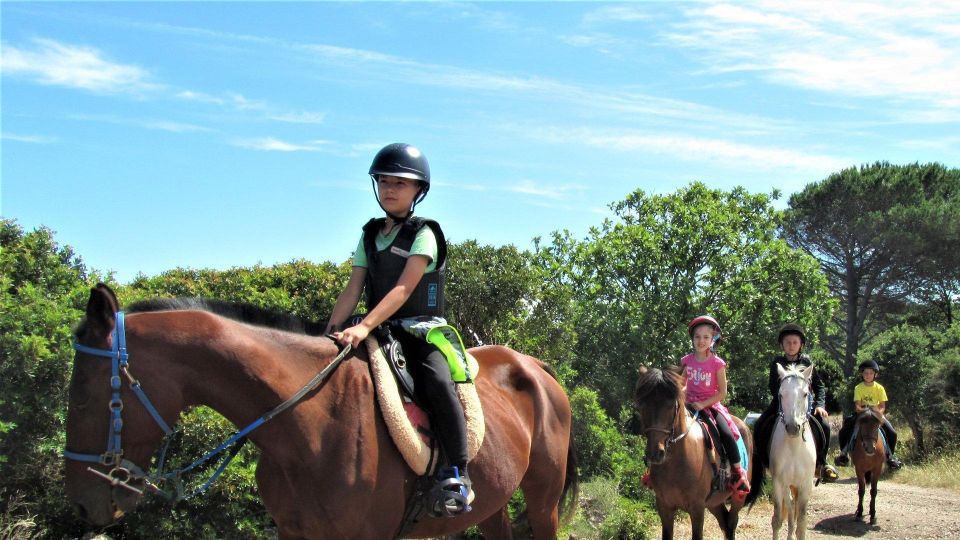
top-left (852, 407), bottom-right (885, 524)
top-left (634, 366), bottom-right (753, 540)
top-left (64, 284), bottom-right (578, 539)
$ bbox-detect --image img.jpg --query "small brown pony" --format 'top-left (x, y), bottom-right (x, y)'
top-left (852, 407), bottom-right (885, 524)
top-left (65, 284), bottom-right (578, 539)
top-left (634, 366), bottom-right (753, 540)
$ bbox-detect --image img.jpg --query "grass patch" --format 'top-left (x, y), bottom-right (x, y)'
top-left (564, 477), bottom-right (656, 540)
top-left (889, 448), bottom-right (960, 491)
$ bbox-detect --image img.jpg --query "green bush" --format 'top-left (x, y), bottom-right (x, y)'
top-left (570, 387), bottom-right (642, 479)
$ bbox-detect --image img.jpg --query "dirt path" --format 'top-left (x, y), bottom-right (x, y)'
top-left (663, 476), bottom-right (960, 539)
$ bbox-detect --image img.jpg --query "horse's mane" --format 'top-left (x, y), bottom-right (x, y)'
top-left (634, 365), bottom-right (685, 406)
top-left (126, 298), bottom-right (327, 336)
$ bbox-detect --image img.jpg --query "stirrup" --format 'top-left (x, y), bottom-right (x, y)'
top-left (821, 464), bottom-right (840, 482)
top-left (430, 467), bottom-right (473, 517)
top-left (834, 454), bottom-right (850, 466)
top-left (887, 456), bottom-right (903, 470)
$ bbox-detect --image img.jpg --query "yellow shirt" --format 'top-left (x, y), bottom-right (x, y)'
top-left (854, 381), bottom-right (888, 407)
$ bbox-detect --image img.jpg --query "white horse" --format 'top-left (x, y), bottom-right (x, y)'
top-left (768, 363), bottom-right (817, 540)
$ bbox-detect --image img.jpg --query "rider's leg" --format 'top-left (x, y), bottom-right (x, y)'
top-left (399, 332), bottom-right (472, 511)
top-left (754, 399), bottom-right (779, 467)
top-left (707, 408), bottom-right (750, 494)
top-left (835, 414), bottom-right (855, 465)
top-left (882, 418), bottom-right (903, 468)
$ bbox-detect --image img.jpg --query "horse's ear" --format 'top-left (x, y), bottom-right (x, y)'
top-left (802, 363), bottom-right (815, 380)
top-left (776, 362), bottom-right (788, 380)
top-left (84, 283), bottom-right (119, 341)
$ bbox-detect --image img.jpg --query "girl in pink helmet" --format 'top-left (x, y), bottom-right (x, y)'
top-left (681, 315), bottom-right (750, 497)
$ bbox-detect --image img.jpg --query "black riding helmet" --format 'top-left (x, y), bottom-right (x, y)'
top-left (368, 143), bottom-right (430, 221)
top-left (777, 323), bottom-right (807, 345)
top-left (859, 360), bottom-right (880, 373)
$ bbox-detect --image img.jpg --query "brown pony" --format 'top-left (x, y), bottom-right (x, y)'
top-left (851, 407), bottom-right (885, 524)
top-left (64, 284), bottom-right (578, 539)
top-left (633, 366), bottom-right (753, 540)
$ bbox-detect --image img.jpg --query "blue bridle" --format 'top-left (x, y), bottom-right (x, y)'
top-left (65, 310), bottom-right (352, 501)
top-left (65, 312), bottom-right (174, 496)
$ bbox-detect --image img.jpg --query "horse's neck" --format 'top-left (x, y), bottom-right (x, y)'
top-left (148, 316), bottom-right (341, 431)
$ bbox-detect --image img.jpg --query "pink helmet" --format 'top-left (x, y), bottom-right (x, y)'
top-left (688, 315), bottom-right (721, 337)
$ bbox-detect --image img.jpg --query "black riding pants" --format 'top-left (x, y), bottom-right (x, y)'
top-left (394, 330), bottom-right (469, 469)
top-left (702, 407), bottom-right (740, 465)
top-left (838, 414), bottom-right (898, 455)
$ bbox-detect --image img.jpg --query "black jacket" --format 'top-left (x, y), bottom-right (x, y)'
top-left (767, 354), bottom-right (826, 410)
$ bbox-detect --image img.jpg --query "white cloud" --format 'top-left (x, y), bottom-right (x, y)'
top-left (582, 6), bottom-right (652, 25)
top-left (1, 38), bottom-right (160, 94)
top-left (267, 111), bottom-right (327, 124)
top-left (513, 123), bottom-right (850, 172)
top-left (666, 1), bottom-right (960, 109)
top-left (506, 180), bottom-right (587, 200)
top-left (231, 137), bottom-right (327, 152)
top-left (1, 133), bottom-right (57, 144)
top-left (142, 121), bottom-right (211, 133)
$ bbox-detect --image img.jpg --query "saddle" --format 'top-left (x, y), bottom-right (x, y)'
top-left (695, 413), bottom-right (729, 494)
top-left (364, 333), bottom-right (484, 476)
top-left (693, 409), bottom-right (749, 500)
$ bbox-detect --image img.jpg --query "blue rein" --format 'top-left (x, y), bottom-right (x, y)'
top-left (65, 310), bottom-right (352, 502)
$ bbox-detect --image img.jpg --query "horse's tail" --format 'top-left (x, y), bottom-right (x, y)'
top-left (541, 363), bottom-right (580, 525)
top-left (744, 447), bottom-right (766, 508)
top-left (559, 425), bottom-right (580, 524)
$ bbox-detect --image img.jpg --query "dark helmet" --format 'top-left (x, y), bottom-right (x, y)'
top-left (368, 143), bottom-right (430, 219)
top-left (859, 360), bottom-right (880, 373)
top-left (369, 142), bottom-right (430, 183)
top-left (778, 323), bottom-right (807, 345)
top-left (688, 315), bottom-right (721, 337)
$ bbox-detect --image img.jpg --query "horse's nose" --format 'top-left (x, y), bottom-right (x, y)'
top-left (647, 449), bottom-right (665, 465)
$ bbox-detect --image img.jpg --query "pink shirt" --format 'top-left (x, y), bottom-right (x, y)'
top-left (682, 353), bottom-right (727, 404)
top-left (681, 352), bottom-right (740, 441)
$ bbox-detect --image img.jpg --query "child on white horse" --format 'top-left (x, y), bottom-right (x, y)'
top-left (680, 315), bottom-right (750, 499)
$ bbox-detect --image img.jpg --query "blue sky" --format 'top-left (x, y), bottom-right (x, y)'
top-left (3, 1), bottom-right (959, 283)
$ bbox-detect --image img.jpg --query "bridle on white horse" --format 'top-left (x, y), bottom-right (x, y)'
top-left (777, 371), bottom-right (810, 441)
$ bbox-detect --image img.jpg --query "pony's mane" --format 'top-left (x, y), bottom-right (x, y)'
top-left (127, 298), bottom-right (327, 336)
top-left (634, 365), bottom-right (684, 405)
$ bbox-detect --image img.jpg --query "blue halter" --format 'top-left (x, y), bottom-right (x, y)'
top-left (65, 311), bottom-right (352, 501)
top-left (65, 312), bottom-right (175, 495)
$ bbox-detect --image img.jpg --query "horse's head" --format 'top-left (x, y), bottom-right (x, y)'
top-left (64, 284), bottom-right (163, 526)
top-left (634, 365), bottom-right (685, 465)
top-left (855, 407), bottom-right (884, 456)
top-left (777, 363), bottom-right (814, 437)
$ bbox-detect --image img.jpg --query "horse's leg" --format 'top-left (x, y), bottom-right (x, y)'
top-left (770, 485), bottom-right (784, 540)
top-left (655, 498), bottom-right (677, 540)
top-left (518, 442), bottom-right (566, 539)
top-left (707, 504), bottom-right (734, 540)
top-left (795, 484), bottom-right (812, 540)
top-left (688, 506), bottom-right (706, 540)
top-left (786, 485), bottom-right (798, 540)
top-left (855, 472), bottom-right (866, 520)
top-left (477, 506), bottom-right (513, 539)
top-left (869, 469), bottom-right (879, 525)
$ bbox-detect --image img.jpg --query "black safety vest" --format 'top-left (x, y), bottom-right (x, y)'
top-left (362, 217), bottom-right (447, 318)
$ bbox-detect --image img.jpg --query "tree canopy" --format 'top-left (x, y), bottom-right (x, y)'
top-left (784, 162), bottom-right (960, 376)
